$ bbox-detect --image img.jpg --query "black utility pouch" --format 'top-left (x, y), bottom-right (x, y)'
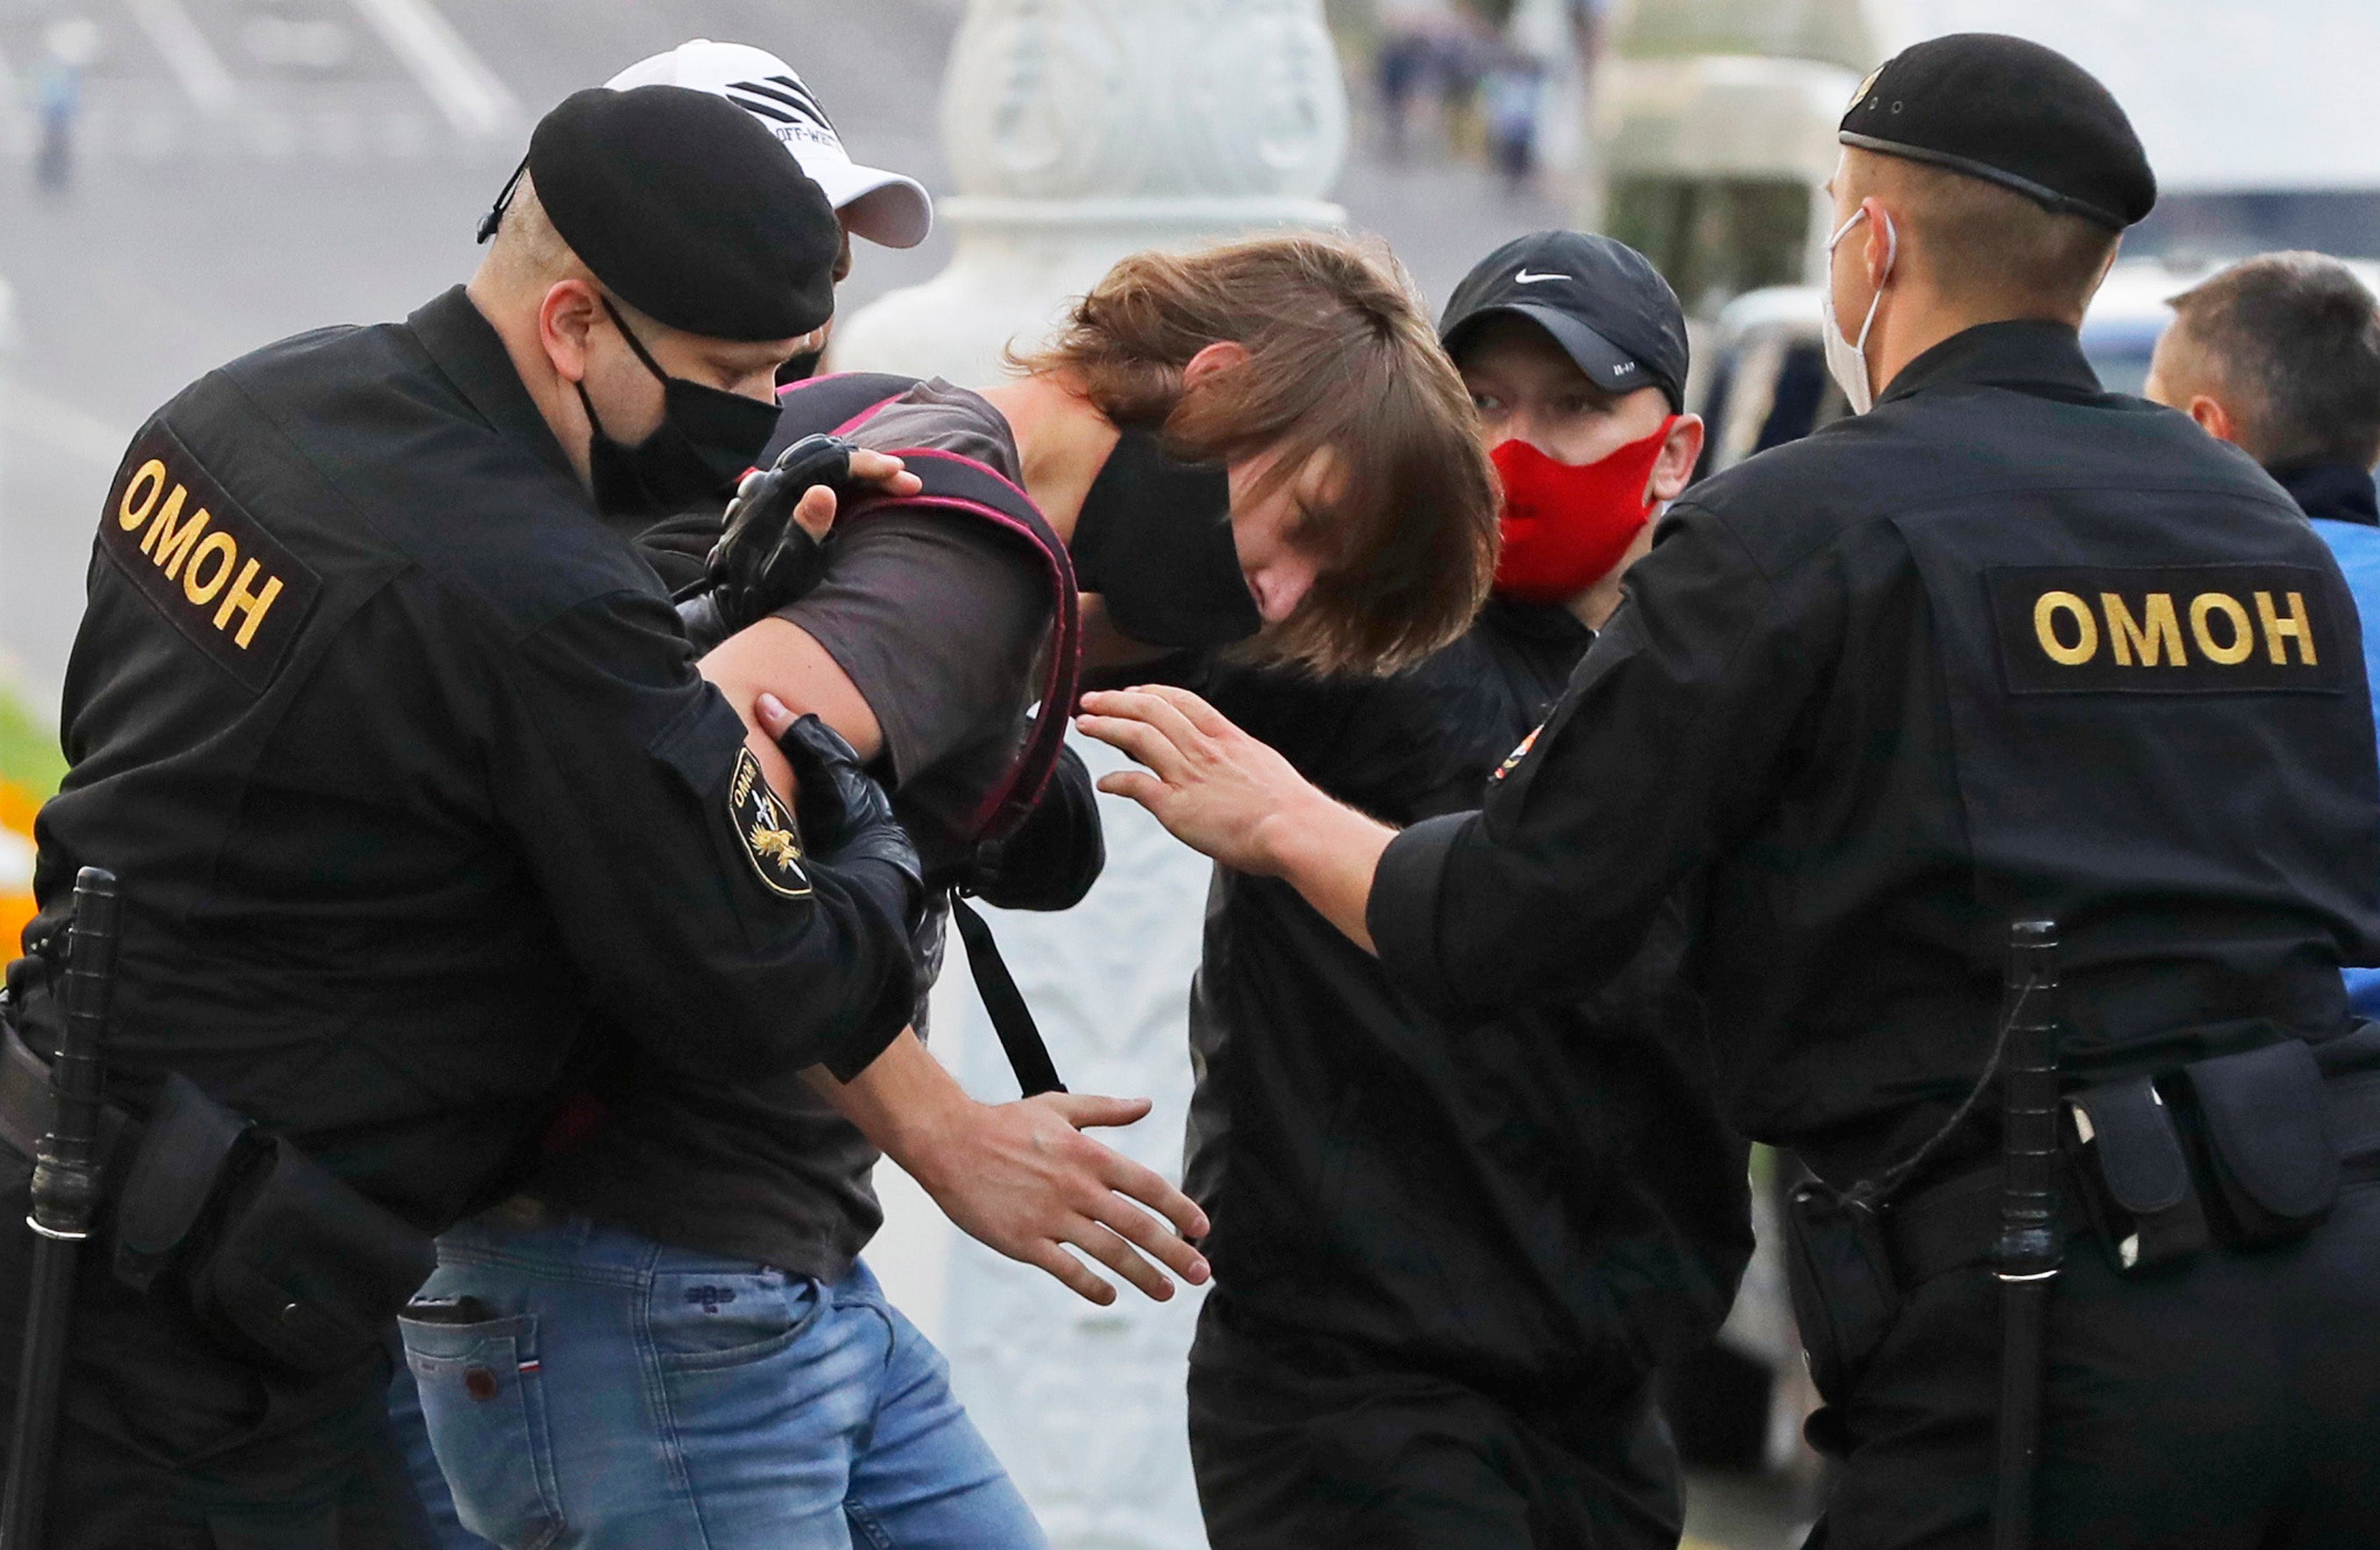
top-left (2064, 1075), bottom-right (2206, 1275)
top-left (2182, 1041), bottom-right (2338, 1248)
top-left (111, 1072), bottom-right (254, 1293)
top-left (183, 1133), bottom-right (437, 1376)
top-left (1783, 1182), bottom-right (1900, 1403)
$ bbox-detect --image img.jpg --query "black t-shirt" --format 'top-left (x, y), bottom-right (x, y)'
top-left (1370, 323), bottom-right (2380, 1186)
top-left (11, 288), bottom-right (914, 1230)
top-left (1189, 600), bottom-right (1752, 1397)
top-left (529, 380), bottom-right (1051, 1278)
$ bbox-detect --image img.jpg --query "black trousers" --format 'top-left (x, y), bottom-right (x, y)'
top-left (1187, 1297), bottom-right (1682, 1550)
top-left (1808, 1175), bottom-right (2380, 1549)
top-left (0, 1169), bottom-right (431, 1549)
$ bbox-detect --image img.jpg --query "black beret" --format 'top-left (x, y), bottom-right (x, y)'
top-left (1839, 33), bottom-right (2155, 231)
top-left (525, 86), bottom-right (839, 341)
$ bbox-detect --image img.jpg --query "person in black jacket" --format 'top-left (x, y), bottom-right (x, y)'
top-left (0, 87), bottom-right (925, 1548)
top-left (1084, 36), bottom-right (2380, 1549)
top-left (1183, 232), bottom-right (1749, 1550)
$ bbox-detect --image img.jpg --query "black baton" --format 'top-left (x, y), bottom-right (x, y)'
top-left (1992, 918), bottom-right (2064, 1550)
top-left (2, 868), bottom-right (123, 1550)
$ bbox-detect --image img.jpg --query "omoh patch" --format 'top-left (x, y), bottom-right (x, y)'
top-left (729, 746), bottom-right (812, 899)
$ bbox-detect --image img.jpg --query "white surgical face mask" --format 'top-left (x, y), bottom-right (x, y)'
top-left (1821, 207), bottom-right (1896, 415)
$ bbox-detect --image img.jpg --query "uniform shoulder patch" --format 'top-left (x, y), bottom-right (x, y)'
top-left (1492, 723), bottom-right (1542, 781)
top-left (729, 746), bottom-right (813, 899)
top-left (98, 423), bottom-right (323, 694)
top-left (1988, 564), bottom-right (2348, 695)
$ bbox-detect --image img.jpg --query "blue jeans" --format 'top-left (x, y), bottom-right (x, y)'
top-left (394, 1206), bottom-right (1045, 1550)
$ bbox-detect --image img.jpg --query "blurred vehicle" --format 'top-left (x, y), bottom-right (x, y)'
top-left (1688, 255), bottom-right (2380, 480)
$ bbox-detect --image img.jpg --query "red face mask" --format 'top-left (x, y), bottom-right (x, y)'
top-left (1490, 416), bottom-right (1679, 603)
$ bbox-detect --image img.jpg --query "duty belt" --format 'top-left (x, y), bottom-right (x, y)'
top-left (1886, 1067), bottom-right (2380, 1286)
top-left (0, 1001), bottom-right (131, 1173)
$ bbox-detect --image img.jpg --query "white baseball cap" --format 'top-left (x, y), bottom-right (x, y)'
top-left (604, 40), bottom-right (933, 250)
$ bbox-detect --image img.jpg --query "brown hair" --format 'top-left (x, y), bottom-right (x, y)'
top-left (1011, 232), bottom-right (1497, 673)
top-left (1848, 149), bottom-right (2121, 322)
top-left (2163, 252), bottom-right (2380, 469)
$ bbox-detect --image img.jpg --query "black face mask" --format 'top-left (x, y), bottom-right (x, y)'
top-left (1069, 430), bottom-right (1262, 651)
top-left (576, 296), bottom-right (783, 520)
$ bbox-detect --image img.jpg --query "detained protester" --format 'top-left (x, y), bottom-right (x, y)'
top-left (403, 224), bottom-right (1499, 1546)
top-left (1084, 34), bottom-right (2380, 1548)
top-left (2144, 252), bottom-right (2380, 1018)
top-left (0, 86), bottom-right (927, 1548)
top-left (1181, 231), bottom-right (1751, 1550)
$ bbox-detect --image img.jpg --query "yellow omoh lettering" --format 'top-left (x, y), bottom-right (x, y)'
top-left (146, 494), bottom-right (210, 582)
top-left (2033, 590), bottom-right (2098, 665)
top-left (2190, 593), bottom-right (2255, 665)
top-left (117, 460), bottom-right (167, 533)
top-left (2256, 590), bottom-right (2317, 665)
top-left (181, 531), bottom-right (238, 607)
top-left (137, 484), bottom-right (185, 558)
top-left (2100, 593), bottom-right (2186, 667)
top-left (212, 559), bottom-right (283, 649)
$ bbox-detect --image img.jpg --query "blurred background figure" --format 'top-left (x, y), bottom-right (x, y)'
top-left (31, 17), bottom-right (99, 191)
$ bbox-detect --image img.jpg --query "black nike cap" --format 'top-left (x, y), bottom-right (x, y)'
top-left (487, 85), bottom-right (842, 341)
top-left (1439, 231), bottom-right (1689, 410)
top-left (1838, 33), bottom-right (2155, 231)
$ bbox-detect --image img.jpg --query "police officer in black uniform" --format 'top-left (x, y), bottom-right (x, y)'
top-left (1083, 34), bottom-right (2380, 1547)
top-left (0, 86), bottom-right (923, 1547)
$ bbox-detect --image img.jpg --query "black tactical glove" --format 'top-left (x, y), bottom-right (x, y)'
top-left (674, 435), bottom-right (857, 653)
top-left (776, 714), bottom-right (925, 934)
top-left (963, 743), bottom-right (1106, 913)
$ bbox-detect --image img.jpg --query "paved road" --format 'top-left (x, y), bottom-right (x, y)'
top-left (0, 0), bottom-right (1566, 707)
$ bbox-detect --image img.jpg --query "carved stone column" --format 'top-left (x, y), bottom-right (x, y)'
top-left (836, 6), bottom-right (1350, 1545)
top-left (829, 0), bottom-right (1349, 381)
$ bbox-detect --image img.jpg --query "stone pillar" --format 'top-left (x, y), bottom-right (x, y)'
top-left (834, 4), bottom-right (1350, 1544)
top-left (828, 0), bottom-right (1349, 382)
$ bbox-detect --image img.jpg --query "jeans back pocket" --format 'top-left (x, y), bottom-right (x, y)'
top-left (401, 1312), bottom-right (566, 1550)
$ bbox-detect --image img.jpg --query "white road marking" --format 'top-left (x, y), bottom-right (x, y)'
top-left (126, 0), bottom-right (239, 117)
top-left (345, 0), bottom-right (515, 138)
top-left (1, 384), bottom-right (131, 470)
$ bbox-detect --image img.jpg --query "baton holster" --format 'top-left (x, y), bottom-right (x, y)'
top-left (2062, 1074), bottom-right (2206, 1276)
top-left (108, 1073), bottom-right (437, 1376)
top-left (1783, 1181), bottom-right (1900, 1404)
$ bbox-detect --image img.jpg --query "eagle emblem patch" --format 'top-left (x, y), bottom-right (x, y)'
top-left (729, 747), bottom-right (813, 899)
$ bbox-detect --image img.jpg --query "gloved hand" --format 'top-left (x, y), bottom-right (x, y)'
top-left (776, 712), bottom-right (925, 934)
top-left (674, 435), bottom-right (856, 652)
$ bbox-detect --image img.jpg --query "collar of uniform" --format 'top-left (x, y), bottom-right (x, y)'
top-left (407, 285), bottom-right (584, 495)
top-left (1483, 593), bottom-right (1594, 648)
top-left (1876, 319), bottom-right (2100, 409)
top-left (2270, 460), bottom-right (2380, 529)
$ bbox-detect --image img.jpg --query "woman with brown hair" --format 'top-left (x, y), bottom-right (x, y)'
top-left (406, 229), bottom-right (1496, 1550)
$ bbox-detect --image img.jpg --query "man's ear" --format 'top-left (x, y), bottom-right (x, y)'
top-left (537, 278), bottom-right (603, 387)
top-left (2186, 394), bottom-right (2238, 444)
top-left (1858, 195), bottom-right (1898, 288)
top-left (1648, 414), bottom-right (1705, 502)
top-left (1181, 339), bottom-right (1251, 392)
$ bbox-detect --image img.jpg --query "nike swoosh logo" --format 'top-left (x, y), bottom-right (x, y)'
top-left (1512, 269), bottom-right (1568, 284)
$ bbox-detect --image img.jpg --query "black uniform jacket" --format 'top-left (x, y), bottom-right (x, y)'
top-left (1370, 323), bottom-right (2380, 1187)
top-left (1190, 600), bottom-right (1751, 1399)
top-left (11, 288), bottom-right (913, 1229)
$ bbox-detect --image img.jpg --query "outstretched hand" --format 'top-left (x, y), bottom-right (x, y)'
top-left (1074, 685), bottom-right (1328, 875)
top-left (912, 1090), bottom-right (1211, 1306)
top-left (1075, 683), bottom-right (1395, 952)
